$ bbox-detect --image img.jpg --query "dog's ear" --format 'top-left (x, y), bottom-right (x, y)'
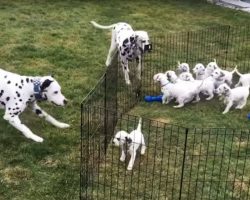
top-left (41, 79), bottom-right (53, 91)
top-left (125, 137), bottom-right (132, 144)
top-left (223, 85), bottom-right (229, 93)
top-left (220, 71), bottom-right (225, 77)
top-left (166, 72), bottom-right (171, 79)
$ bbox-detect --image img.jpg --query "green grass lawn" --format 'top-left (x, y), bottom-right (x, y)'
top-left (0, 0), bottom-right (250, 199)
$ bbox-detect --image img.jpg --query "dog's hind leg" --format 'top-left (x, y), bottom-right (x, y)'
top-left (4, 114), bottom-right (43, 142)
top-left (140, 135), bottom-right (146, 155)
top-left (32, 102), bottom-right (70, 128)
top-left (122, 61), bottom-right (131, 85)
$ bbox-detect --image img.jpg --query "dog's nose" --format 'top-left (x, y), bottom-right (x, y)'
top-left (63, 99), bottom-right (68, 105)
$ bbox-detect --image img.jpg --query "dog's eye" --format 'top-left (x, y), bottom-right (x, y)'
top-left (54, 91), bottom-right (58, 94)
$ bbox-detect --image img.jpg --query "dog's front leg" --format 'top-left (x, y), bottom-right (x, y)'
top-left (222, 101), bottom-right (233, 114)
top-left (105, 34), bottom-right (117, 66)
top-left (127, 149), bottom-right (137, 171)
top-left (120, 145), bottom-right (126, 162)
top-left (4, 114), bottom-right (43, 142)
top-left (32, 102), bottom-right (70, 128)
top-left (136, 55), bottom-right (142, 80)
top-left (122, 61), bottom-right (131, 85)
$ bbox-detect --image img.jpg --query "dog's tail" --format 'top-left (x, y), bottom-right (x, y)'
top-left (136, 117), bottom-right (142, 132)
top-left (234, 65), bottom-right (243, 77)
top-left (90, 21), bottom-right (116, 29)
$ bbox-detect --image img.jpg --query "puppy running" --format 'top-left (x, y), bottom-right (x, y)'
top-left (0, 68), bottom-right (69, 142)
top-left (214, 83), bottom-right (249, 114)
top-left (113, 117), bottom-right (146, 170)
top-left (91, 21), bottom-right (152, 85)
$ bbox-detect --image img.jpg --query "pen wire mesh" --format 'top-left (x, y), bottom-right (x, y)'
top-left (81, 26), bottom-right (250, 200)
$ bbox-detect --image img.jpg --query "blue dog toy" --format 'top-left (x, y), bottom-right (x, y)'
top-left (247, 113), bottom-right (250, 119)
top-left (144, 95), bottom-right (163, 102)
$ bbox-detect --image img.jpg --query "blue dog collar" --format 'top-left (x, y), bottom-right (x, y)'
top-left (33, 79), bottom-right (45, 100)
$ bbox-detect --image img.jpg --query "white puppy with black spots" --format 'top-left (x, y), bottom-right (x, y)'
top-left (177, 61), bottom-right (190, 74)
top-left (0, 68), bottom-right (69, 142)
top-left (91, 21), bottom-right (152, 85)
top-left (214, 83), bottom-right (249, 114)
top-left (113, 117), bottom-right (146, 171)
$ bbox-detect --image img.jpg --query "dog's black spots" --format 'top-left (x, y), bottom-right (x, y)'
top-left (30, 79), bottom-right (33, 83)
top-left (8, 107), bottom-right (11, 110)
top-left (12, 108), bottom-right (15, 110)
top-left (28, 98), bottom-right (31, 101)
top-left (125, 137), bottom-right (132, 144)
top-left (16, 91), bottom-right (20, 97)
top-left (6, 97), bottom-right (10, 101)
top-left (1, 102), bottom-right (5, 106)
top-left (35, 109), bottom-right (42, 115)
top-left (0, 90), bottom-right (4, 97)
top-left (41, 79), bottom-right (53, 91)
top-left (124, 47), bottom-right (129, 52)
top-left (124, 66), bottom-right (127, 70)
top-left (13, 112), bottom-right (19, 115)
top-left (30, 95), bottom-right (34, 98)
top-left (18, 86), bottom-right (22, 89)
top-left (15, 103), bottom-right (18, 105)
top-left (26, 78), bottom-right (29, 83)
top-left (11, 115), bottom-right (15, 118)
top-left (21, 79), bottom-right (24, 84)
top-left (15, 83), bottom-right (18, 86)
top-left (4, 75), bottom-right (7, 78)
top-left (130, 36), bottom-right (135, 42)
top-left (119, 47), bottom-right (122, 51)
top-left (123, 38), bottom-right (129, 45)
top-left (16, 107), bottom-right (19, 110)
top-left (121, 51), bottom-right (126, 56)
top-left (7, 80), bottom-right (11, 84)
top-left (19, 99), bottom-right (22, 102)
top-left (14, 97), bottom-right (16, 100)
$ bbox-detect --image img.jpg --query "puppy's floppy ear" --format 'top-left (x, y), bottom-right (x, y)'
top-left (220, 71), bottom-right (225, 77)
top-left (223, 85), bottom-right (229, 93)
top-left (125, 137), bottom-right (132, 144)
top-left (41, 79), bottom-right (53, 91)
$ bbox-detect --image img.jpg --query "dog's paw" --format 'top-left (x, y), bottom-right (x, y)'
top-left (120, 157), bottom-right (125, 162)
top-left (126, 80), bottom-right (131, 85)
top-left (58, 123), bottom-right (70, 129)
top-left (222, 111), bottom-right (228, 114)
top-left (127, 166), bottom-right (133, 171)
top-left (31, 135), bottom-right (44, 143)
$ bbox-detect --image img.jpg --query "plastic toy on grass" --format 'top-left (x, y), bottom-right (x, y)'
top-left (144, 95), bottom-right (163, 102)
top-left (247, 113), bottom-right (250, 119)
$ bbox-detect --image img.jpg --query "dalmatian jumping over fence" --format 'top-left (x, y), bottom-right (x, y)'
top-left (91, 21), bottom-right (152, 85)
top-left (0, 68), bottom-right (70, 142)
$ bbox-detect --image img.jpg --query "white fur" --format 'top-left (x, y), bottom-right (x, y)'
top-left (178, 72), bottom-right (215, 100)
top-left (192, 63), bottom-right (206, 80)
top-left (0, 69), bottom-right (69, 142)
top-left (177, 61), bottom-right (190, 74)
top-left (91, 21), bottom-right (151, 85)
top-left (234, 67), bottom-right (250, 87)
top-left (214, 83), bottom-right (249, 114)
top-left (154, 73), bottom-right (200, 108)
top-left (211, 67), bottom-right (237, 87)
top-left (113, 118), bottom-right (146, 170)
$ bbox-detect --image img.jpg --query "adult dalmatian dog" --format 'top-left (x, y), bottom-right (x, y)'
top-left (91, 21), bottom-right (152, 85)
top-left (0, 68), bottom-right (69, 142)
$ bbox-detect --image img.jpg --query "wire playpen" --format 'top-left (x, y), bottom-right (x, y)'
top-left (81, 26), bottom-right (250, 200)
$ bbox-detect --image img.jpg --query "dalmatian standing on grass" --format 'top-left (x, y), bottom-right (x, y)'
top-left (0, 68), bottom-right (70, 142)
top-left (91, 21), bottom-right (152, 85)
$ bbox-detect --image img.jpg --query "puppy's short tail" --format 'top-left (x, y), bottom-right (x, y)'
top-left (90, 21), bottom-right (115, 29)
top-left (234, 66), bottom-right (243, 77)
top-left (137, 117), bottom-right (142, 132)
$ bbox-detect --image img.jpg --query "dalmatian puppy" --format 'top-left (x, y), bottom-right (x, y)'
top-left (192, 63), bottom-right (206, 80)
top-left (91, 21), bottom-right (152, 85)
top-left (211, 67), bottom-right (237, 88)
top-left (153, 73), bottom-right (200, 107)
top-left (214, 83), bottom-right (249, 114)
top-left (0, 68), bottom-right (69, 142)
top-left (205, 59), bottom-right (219, 78)
top-left (113, 117), bottom-right (146, 171)
top-left (177, 61), bottom-right (190, 74)
top-left (178, 72), bottom-right (215, 100)
top-left (234, 67), bottom-right (250, 87)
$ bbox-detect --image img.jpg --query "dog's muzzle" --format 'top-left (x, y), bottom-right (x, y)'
top-left (144, 44), bottom-right (152, 52)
